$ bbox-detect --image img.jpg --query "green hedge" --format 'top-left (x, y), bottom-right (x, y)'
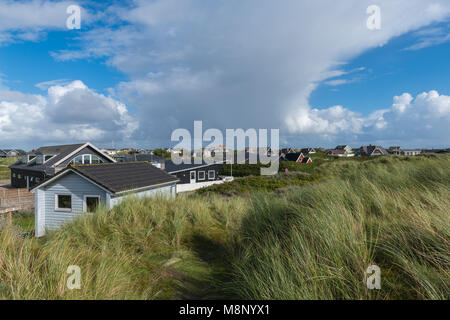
top-left (197, 172), bottom-right (320, 196)
top-left (219, 159), bottom-right (326, 177)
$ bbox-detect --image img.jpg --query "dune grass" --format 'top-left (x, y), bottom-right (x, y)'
top-left (230, 155), bottom-right (449, 299)
top-left (0, 158), bottom-right (17, 166)
top-left (0, 167), bottom-right (10, 180)
top-left (0, 154), bottom-right (448, 299)
top-left (0, 157), bottom-right (17, 180)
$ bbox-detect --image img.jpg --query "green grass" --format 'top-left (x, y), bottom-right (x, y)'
top-left (0, 157), bottom-right (16, 180)
top-left (197, 171), bottom-right (320, 196)
top-left (0, 158), bottom-right (17, 166)
top-left (0, 154), bottom-right (448, 299)
top-left (0, 167), bottom-right (10, 180)
top-left (12, 210), bottom-right (35, 233)
top-left (219, 152), bottom-right (384, 178)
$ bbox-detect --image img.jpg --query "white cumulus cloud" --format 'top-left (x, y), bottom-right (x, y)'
top-left (286, 90), bottom-right (450, 147)
top-left (0, 80), bottom-right (137, 146)
top-left (47, 0), bottom-right (450, 147)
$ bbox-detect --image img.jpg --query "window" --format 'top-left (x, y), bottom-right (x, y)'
top-left (44, 155), bottom-right (54, 162)
top-left (84, 196), bottom-right (100, 212)
top-left (27, 155), bottom-right (36, 162)
top-left (91, 155), bottom-right (101, 164)
top-left (198, 171), bottom-right (205, 180)
top-left (71, 154), bottom-right (104, 165)
top-left (18, 174), bottom-right (22, 179)
top-left (83, 154), bottom-right (90, 164)
top-left (71, 155), bottom-right (83, 164)
top-left (12, 173), bottom-right (16, 178)
top-left (208, 170), bottom-right (215, 180)
top-left (56, 194), bottom-right (72, 211)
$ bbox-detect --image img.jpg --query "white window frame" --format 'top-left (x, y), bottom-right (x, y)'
top-left (43, 155), bottom-right (55, 163)
top-left (190, 171), bottom-right (196, 183)
top-left (83, 195), bottom-right (101, 212)
top-left (198, 171), bottom-right (206, 181)
top-left (71, 154), bottom-right (104, 165)
top-left (55, 194), bottom-right (72, 212)
top-left (208, 170), bottom-right (215, 180)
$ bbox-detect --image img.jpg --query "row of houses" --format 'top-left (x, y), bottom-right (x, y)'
top-left (0, 149), bottom-right (23, 158)
top-left (9, 143), bottom-right (226, 189)
top-left (280, 144), bottom-right (449, 158)
top-left (324, 145), bottom-right (428, 157)
top-left (8, 141), bottom-right (449, 238)
top-left (7, 142), bottom-right (228, 237)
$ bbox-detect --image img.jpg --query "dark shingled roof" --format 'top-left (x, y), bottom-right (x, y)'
top-left (282, 153), bottom-right (302, 162)
top-left (164, 159), bottom-right (221, 173)
top-left (70, 162), bottom-right (178, 193)
top-left (117, 153), bottom-right (166, 163)
top-left (9, 143), bottom-right (85, 172)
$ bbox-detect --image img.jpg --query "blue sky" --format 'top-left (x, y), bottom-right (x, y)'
top-left (0, 0), bottom-right (450, 150)
top-left (311, 25), bottom-right (450, 115)
top-left (0, 30), bottom-right (127, 95)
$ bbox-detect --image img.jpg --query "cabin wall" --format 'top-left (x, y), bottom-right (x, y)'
top-left (170, 164), bottom-right (223, 184)
top-left (109, 183), bottom-right (176, 208)
top-left (35, 172), bottom-right (178, 237)
top-left (39, 172), bottom-right (107, 235)
top-left (10, 168), bottom-right (45, 189)
top-left (35, 188), bottom-right (46, 237)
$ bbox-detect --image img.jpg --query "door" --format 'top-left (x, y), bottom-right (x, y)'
top-left (190, 171), bottom-right (196, 184)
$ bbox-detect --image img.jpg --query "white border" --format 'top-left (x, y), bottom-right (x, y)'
top-left (190, 170), bottom-right (196, 183)
top-left (55, 193), bottom-right (72, 212)
top-left (83, 195), bottom-right (101, 212)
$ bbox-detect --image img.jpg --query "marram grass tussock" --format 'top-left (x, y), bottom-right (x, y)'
top-left (0, 154), bottom-right (448, 299)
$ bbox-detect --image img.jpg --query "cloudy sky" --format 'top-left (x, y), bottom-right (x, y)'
top-left (0, 0), bottom-right (450, 150)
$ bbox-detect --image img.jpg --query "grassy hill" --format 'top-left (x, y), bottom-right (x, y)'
top-left (0, 154), bottom-right (448, 299)
top-left (0, 158), bottom-right (17, 180)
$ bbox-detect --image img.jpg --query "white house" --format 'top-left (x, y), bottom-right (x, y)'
top-left (335, 145), bottom-right (353, 153)
top-left (400, 149), bottom-right (422, 156)
top-left (31, 162), bottom-right (178, 237)
top-left (100, 148), bottom-right (117, 156)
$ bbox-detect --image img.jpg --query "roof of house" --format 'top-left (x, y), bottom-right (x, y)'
top-left (301, 157), bottom-right (312, 163)
top-left (327, 149), bottom-right (347, 155)
top-left (32, 162), bottom-right (178, 194)
top-left (9, 142), bottom-right (116, 173)
top-left (360, 145), bottom-right (388, 155)
top-left (300, 148), bottom-right (314, 154)
top-left (164, 159), bottom-right (224, 173)
top-left (280, 148), bottom-right (295, 154)
top-left (335, 145), bottom-right (349, 150)
top-left (283, 153), bottom-right (302, 161)
top-left (117, 153), bottom-right (166, 163)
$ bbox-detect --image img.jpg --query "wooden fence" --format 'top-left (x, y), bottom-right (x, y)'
top-left (0, 188), bottom-right (34, 209)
